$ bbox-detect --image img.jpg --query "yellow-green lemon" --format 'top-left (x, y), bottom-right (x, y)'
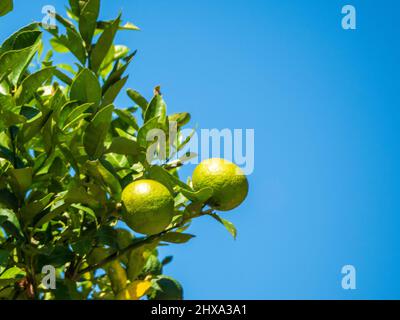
top-left (192, 158), bottom-right (249, 211)
top-left (121, 180), bottom-right (174, 235)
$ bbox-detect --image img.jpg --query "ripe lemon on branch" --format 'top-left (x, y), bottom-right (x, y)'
top-left (192, 158), bottom-right (249, 211)
top-left (121, 180), bottom-right (174, 235)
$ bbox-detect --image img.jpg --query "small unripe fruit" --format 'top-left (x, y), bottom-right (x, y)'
top-left (121, 180), bottom-right (174, 235)
top-left (192, 158), bottom-right (248, 211)
top-left (149, 276), bottom-right (183, 300)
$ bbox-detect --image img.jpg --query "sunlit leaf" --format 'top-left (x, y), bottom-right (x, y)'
top-left (209, 213), bottom-right (238, 239)
top-left (15, 67), bottom-right (55, 105)
top-left (79, 0), bottom-right (100, 47)
top-left (90, 14), bottom-right (120, 73)
top-left (70, 68), bottom-right (101, 106)
top-left (83, 104), bottom-right (113, 159)
top-left (160, 232), bottom-right (195, 244)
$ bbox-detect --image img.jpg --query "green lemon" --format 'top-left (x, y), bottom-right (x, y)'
top-left (121, 179), bottom-right (174, 235)
top-left (192, 158), bottom-right (249, 211)
top-left (149, 276), bottom-right (183, 300)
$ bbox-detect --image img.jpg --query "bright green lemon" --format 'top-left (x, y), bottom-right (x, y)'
top-left (121, 180), bottom-right (174, 235)
top-left (192, 158), bottom-right (248, 211)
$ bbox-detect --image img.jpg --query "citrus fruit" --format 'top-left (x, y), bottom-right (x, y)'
top-left (192, 158), bottom-right (248, 211)
top-left (149, 276), bottom-right (183, 300)
top-left (121, 179), bottom-right (174, 235)
top-left (142, 254), bottom-right (163, 276)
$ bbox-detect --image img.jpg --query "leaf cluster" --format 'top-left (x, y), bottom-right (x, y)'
top-left (0, 0), bottom-right (236, 300)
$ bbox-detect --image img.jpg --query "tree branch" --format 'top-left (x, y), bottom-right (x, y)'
top-left (75, 232), bottom-right (162, 277)
top-left (75, 209), bottom-right (214, 278)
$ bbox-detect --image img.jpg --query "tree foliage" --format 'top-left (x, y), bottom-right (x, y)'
top-left (0, 0), bottom-right (238, 300)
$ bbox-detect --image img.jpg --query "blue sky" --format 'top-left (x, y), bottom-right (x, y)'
top-left (1, 0), bottom-right (400, 299)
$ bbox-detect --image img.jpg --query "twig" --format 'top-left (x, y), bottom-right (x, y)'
top-left (75, 209), bottom-right (214, 278)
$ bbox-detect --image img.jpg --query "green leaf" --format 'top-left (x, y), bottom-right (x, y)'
top-left (0, 31), bottom-right (41, 86)
top-left (148, 165), bottom-right (190, 194)
top-left (65, 185), bottom-right (99, 208)
top-left (145, 94), bottom-right (167, 123)
top-left (54, 68), bottom-right (73, 85)
top-left (179, 187), bottom-right (213, 203)
top-left (102, 51), bottom-right (136, 93)
top-left (0, 0), bottom-right (12, 17)
top-left (42, 116), bottom-right (58, 154)
top-left (55, 11), bottom-right (76, 30)
top-left (161, 255), bottom-right (173, 266)
top-left (71, 203), bottom-right (97, 221)
top-left (90, 14), bottom-right (120, 73)
top-left (137, 116), bottom-right (167, 149)
top-left (114, 108), bottom-right (139, 131)
top-left (0, 94), bottom-right (25, 129)
top-left (142, 255), bottom-right (162, 276)
top-left (106, 137), bottom-right (140, 156)
top-left (71, 238), bottom-right (93, 256)
top-left (8, 167), bottom-right (33, 198)
top-left (0, 208), bottom-right (22, 238)
top-left (209, 213), bottom-right (237, 239)
top-left (0, 267), bottom-right (25, 286)
top-left (127, 89), bottom-right (148, 112)
top-left (0, 188), bottom-right (17, 211)
top-left (21, 193), bottom-right (54, 225)
top-left (95, 225), bottom-right (118, 248)
top-left (79, 0), bottom-right (100, 47)
top-left (1, 23), bottom-right (38, 53)
top-left (52, 28), bottom-right (86, 64)
top-left (160, 232), bottom-right (195, 244)
top-left (48, 87), bottom-right (67, 116)
top-left (70, 68), bottom-right (101, 106)
top-left (18, 110), bottom-right (52, 144)
top-left (49, 38), bottom-right (69, 53)
top-left (101, 76), bottom-right (128, 107)
top-left (15, 67), bottom-right (55, 105)
top-left (68, 0), bottom-right (80, 17)
top-left (83, 104), bottom-right (113, 159)
top-left (12, 30), bottom-right (41, 50)
top-left (0, 249), bottom-right (9, 266)
top-left (168, 112), bottom-right (191, 127)
top-left (61, 102), bottom-right (92, 130)
top-left (37, 245), bottom-right (74, 268)
top-left (119, 22), bottom-right (140, 31)
top-left (97, 20), bottom-right (140, 32)
top-left (85, 159), bottom-right (122, 198)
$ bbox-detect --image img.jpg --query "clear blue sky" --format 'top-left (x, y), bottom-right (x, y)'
top-left (1, 0), bottom-right (400, 299)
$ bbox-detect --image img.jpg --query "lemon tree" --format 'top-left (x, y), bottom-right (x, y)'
top-left (0, 0), bottom-right (249, 300)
